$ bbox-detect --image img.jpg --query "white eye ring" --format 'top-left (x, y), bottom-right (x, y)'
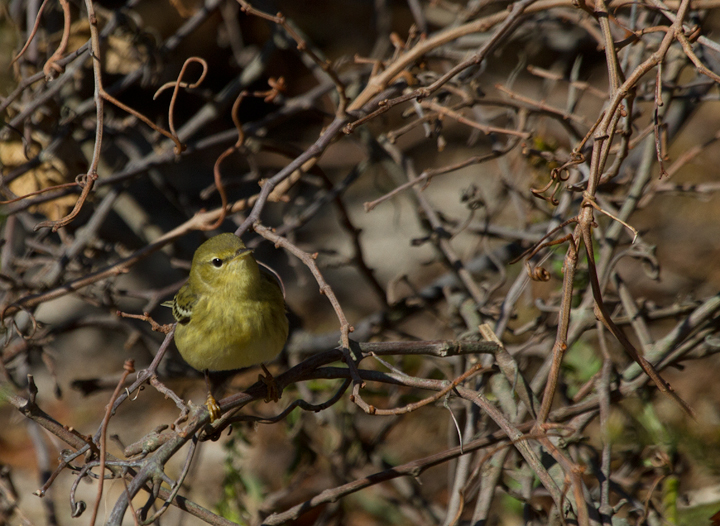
top-left (211, 258), bottom-right (222, 268)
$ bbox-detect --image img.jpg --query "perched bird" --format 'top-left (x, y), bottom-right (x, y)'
top-left (164, 233), bottom-right (288, 420)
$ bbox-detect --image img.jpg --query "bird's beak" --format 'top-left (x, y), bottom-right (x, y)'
top-left (234, 247), bottom-right (253, 259)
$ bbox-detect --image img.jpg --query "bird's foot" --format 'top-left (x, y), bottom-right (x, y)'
top-left (205, 392), bottom-right (222, 422)
top-left (260, 364), bottom-right (281, 403)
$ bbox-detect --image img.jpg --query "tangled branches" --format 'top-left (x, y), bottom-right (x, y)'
top-left (2, 0), bottom-right (720, 525)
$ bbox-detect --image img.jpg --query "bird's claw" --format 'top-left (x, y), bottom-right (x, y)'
top-left (206, 392), bottom-right (221, 422)
top-left (260, 364), bottom-right (281, 403)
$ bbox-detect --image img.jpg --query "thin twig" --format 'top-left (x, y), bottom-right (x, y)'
top-left (89, 360), bottom-right (135, 526)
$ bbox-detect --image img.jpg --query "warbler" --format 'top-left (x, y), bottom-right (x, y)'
top-left (164, 233), bottom-right (288, 420)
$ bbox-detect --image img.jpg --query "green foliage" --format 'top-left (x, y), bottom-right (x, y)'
top-left (562, 340), bottom-right (602, 398)
top-left (677, 501), bottom-right (720, 526)
top-left (215, 436), bottom-right (254, 524)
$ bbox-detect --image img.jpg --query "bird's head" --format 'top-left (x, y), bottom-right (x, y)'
top-left (189, 233), bottom-right (255, 288)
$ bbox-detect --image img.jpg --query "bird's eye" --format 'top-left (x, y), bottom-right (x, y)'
top-left (211, 258), bottom-right (223, 268)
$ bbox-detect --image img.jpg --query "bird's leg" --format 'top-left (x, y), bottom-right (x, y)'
top-left (260, 364), bottom-right (281, 403)
top-left (204, 369), bottom-right (221, 421)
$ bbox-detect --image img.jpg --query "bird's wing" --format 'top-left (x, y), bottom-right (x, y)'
top-left (170, 284), bottom-right (198, 323)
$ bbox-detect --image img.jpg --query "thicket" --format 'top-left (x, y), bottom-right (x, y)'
top-left (2, 0), bottom-right (720, 525)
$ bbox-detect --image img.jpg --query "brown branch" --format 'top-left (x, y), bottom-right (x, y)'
top-left (154, 56), bottom-right (208, 152)
top-left (251, 222), bottom-right (363, 388)
top-left (89, 360), bottom-right (135, 526)
top-left (9, 0), bottom-right (52, 68)
top-left (579, 209), bottom-right (695, 417)
top-left (202, 78), bottom-right (287, 231)
top-left (32, 0), bottom-right (105, 232)
top-left (0, 182), bottom-right (79, 205)
top-left (236, 0), bottom-right (348, 114)
top-left (421, 100), bottom-right (532, 138)
top-left (1, 233), bottom-right (182, 320)
top-left (346, 0), bottom-right (568, 113)
top-left (43, 0), bottom-right (72, 80)
top-left (234, 115), bottom-right (348, 236)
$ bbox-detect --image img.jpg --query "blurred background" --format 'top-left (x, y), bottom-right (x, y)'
top-left (2, 0), bottom-right (720, 524)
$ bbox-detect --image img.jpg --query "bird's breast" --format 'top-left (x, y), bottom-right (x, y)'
top-left (174, 287), bottom-right (288, 372)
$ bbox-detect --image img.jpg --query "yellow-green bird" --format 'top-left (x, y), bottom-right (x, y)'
top-left (165, 233), bottom-right (288, 420)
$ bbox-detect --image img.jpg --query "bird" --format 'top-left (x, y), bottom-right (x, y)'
top-left (164, 233), bottom-right (288, 421)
